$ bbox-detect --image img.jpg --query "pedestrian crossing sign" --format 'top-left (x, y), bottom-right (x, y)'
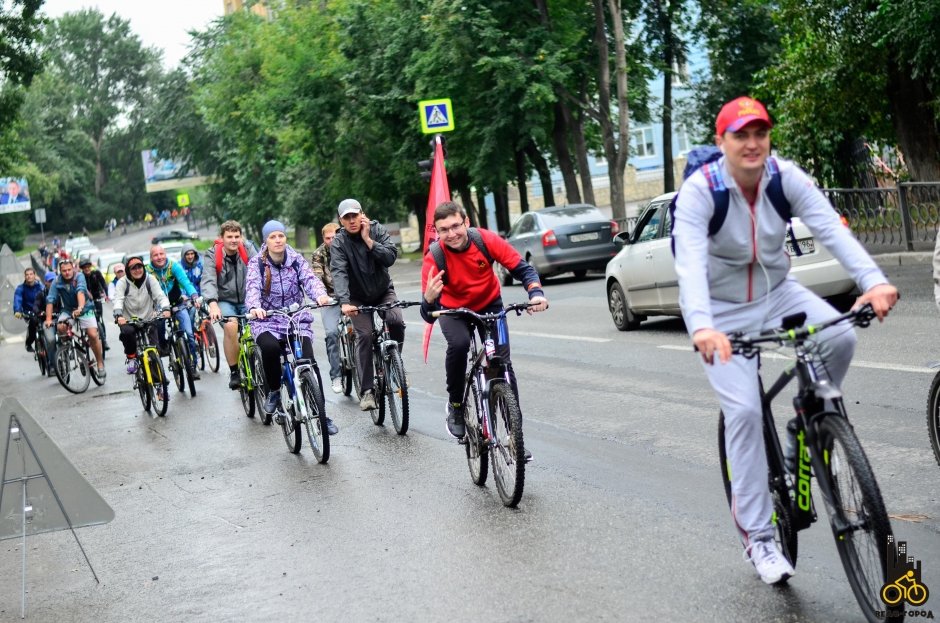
top-left (418, 98), bottom-right (455, 134)
top-left (176, 193), bottom-right (190, 208)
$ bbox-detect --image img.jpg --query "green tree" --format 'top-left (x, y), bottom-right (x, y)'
top-left (0, 0), bottom-right (45, 250)
top-left (690, 0), bottom-right (781, 143)
top-left (43, 9), bottom-right (161, 199)
top-left (760, 0), bottom-right (939, 184)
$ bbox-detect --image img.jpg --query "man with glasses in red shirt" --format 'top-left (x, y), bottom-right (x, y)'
top-left (421, 201), bottom-right (548, 442)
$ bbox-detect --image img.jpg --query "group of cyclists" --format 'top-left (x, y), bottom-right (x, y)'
top-left (11, 95), bottom-right (905, 612)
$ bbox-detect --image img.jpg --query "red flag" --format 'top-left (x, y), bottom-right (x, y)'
top-left (422, 135), bottom-right (450, 253)
top-left (422, 135), bottom-right (450, 362)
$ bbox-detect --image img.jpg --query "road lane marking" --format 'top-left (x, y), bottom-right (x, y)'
top-left (514, 331), bottom-right (610, 343)
top-left (657, 344), bottom-right (933, 373)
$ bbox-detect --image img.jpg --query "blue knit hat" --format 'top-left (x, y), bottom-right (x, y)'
top-left (262, 220), bottom-right (286, 240)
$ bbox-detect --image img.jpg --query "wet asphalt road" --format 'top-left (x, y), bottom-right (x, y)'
top-left (0, 229), bottom-right (938, 622)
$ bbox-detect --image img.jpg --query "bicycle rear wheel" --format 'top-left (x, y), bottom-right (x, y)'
top-left (299, 370), bottom-right (329, 464)
top-left (815, 415), bottom-right (896, 623)
top-left (717, 411), bottom-right (798, 567)
top-left (465, 384), bottom-right (488, 486)
top-left (55, 342), bottom-right (91, 394)
top-left (145, 350), bottom-right (169, 417)
top-left (927, 371), bottom-right (940, 467)
top-left (489, 382), bottom-right (525, 507)
top-left (204, 324), bottom-right (220, 372)
top-left (385, 347), bottom-right (409, 435)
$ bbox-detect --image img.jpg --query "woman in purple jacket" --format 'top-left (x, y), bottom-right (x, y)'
top-left (246, 220), bottom-right (337, 434)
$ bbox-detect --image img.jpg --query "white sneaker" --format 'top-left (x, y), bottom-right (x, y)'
top-left (331, 378), bottom-right (343, 394)
top-left (747, 539), bottom-right (794, 585)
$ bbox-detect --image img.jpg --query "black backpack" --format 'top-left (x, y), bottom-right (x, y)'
top-left (669, 147), bottom-right (799, 256)
top-left (428, 227), bottom-right (492, 285)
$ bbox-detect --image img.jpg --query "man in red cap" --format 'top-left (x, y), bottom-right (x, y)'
top-left (672, 96), bottom-right (898, 585)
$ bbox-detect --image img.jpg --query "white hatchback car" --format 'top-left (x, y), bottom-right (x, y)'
top-left (605, 192), bottom-right (858, 330)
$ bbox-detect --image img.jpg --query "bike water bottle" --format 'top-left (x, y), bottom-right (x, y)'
top-left (496, 316), bottom-right (508, 346)
top-left (784, 417), bottom-right (799, 474)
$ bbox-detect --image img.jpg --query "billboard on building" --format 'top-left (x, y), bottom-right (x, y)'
top-left (0, 177), bottom-right (31, 214)
top-left (141, 149), bottom-right (211, 193)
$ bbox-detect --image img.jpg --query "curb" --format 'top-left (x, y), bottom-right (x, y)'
top-left (873, 252), bottom-right (932, 267)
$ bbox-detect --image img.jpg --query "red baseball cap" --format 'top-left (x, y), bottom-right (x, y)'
top-left (715, 97), bottom-right (772, 136)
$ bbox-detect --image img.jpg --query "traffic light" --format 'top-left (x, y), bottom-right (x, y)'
top-left (417, 157), bottom-right (433, 181)
top-left (417, 135), bottom-right (447, 182)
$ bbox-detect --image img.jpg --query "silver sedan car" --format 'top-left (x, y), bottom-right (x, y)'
top-left (605, 192), bottom-right (858, 330)
top-left (497, 204), bottom-right (619, 285)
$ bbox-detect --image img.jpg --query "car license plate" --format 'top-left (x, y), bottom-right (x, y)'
top-left (569, 232), bottom-right (599, 243)
top-left (785, 238), bottom-right (815, 256)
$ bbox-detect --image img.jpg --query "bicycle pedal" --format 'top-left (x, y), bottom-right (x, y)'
top-left (457, 436), bottom-right (468, 445)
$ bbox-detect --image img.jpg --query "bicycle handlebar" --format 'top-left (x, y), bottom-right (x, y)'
top-left (726, 303), bottom-right (878, 357)
top-left (352, 300), bottom-right (421, 314)
top-left (430, 302), bottom-right (533, 322)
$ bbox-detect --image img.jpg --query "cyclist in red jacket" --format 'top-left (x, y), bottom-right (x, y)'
top-left (421, 201), bottom-right (548, 441)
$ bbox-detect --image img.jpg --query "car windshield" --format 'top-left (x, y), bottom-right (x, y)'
top-left (538, 206), bottom-right (605, 227)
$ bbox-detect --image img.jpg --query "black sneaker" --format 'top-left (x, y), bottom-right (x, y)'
top-left (324, 417), bottom-right (338, 435)
top-left (25, 344), bottom-right (34, 353)
top-left (445, 402), bottom-right (466, 438)
top-left (228, 370), bottom-right (241, 390)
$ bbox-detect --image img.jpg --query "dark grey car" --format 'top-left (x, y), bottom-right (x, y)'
top-left (497, 204), bottom-right (619, 284)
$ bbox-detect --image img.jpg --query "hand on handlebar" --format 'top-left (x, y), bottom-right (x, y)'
top-left (249, 307), bottom-right (267, 320)
top-left (527, 296), bottom-right (549, 314)
top-left (161, 309), bottom-right (171, 319)
top-left (693, 327), bottom-right (732, 365)
top-left (117, 316), bottom-right (127, 326)
top-left (208, 301), bottom-right (221, 321)
top-left (854, 283), bottom-right (898, 322)
top-left (316, 295), bottom-right (333, 306)
top-left (341, 303), bottom-right (358, 317)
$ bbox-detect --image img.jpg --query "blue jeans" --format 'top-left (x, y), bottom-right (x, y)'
top-left (320, 304), bottom-right (342, 381)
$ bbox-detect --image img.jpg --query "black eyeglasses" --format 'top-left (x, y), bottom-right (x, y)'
top-left (128, 264), bottom-right (144, 271)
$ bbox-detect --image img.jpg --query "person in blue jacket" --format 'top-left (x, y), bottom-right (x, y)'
top-left (13, 268), bottom-right (45, 353)
top-left (148, 244), bottom-right (201, 379)
top-left (44, 259), bottom-right (106, 379)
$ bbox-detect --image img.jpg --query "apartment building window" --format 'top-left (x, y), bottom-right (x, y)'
top-left (676, 126), bottom-right (689, 155)
top-left (630, 128), bottom-right (655, 158)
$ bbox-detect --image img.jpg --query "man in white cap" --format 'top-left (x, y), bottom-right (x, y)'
top-left (330, 198), bottom-right (405, 411)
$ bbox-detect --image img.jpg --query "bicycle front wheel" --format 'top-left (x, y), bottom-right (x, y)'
top-left (145, 350), bottom-right (169, 417)
top-left (717, 411), bottom-right (798, 567)
top-left (183, 341), bottom-right (197, 397)
top-left (170, 337), bottom-right (186, 392)
top-left (55, 342), bottom-right (90, 394)
top-left (815, 414), bottom-right (895, 623)
top-left (281, 392), bottom-right (302, 454)
top-left (385, 347), bottom-right (409, 435)
top-left (204, 324), bottom-right (220, 372)
top-left (927, 371), bottom-right (940, 467)
top-left (299, 370), bottom-right (329, 464)
top-left (136, 366), bottom-right (151, 412)
top-left (489, 382), bottom-right (525, 507)
top-left (371, 349), bottom-right (385, 426)
top-left (251, 346), bottom-right (271, 425)
top-left (35, 333), bottom-right (47, 376)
